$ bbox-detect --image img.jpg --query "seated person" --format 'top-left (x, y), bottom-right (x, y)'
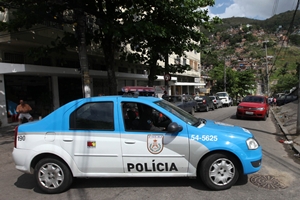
top-left (138, 104), bottom-right (168, 131)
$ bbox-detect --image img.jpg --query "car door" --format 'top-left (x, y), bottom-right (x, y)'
top-left (61, 101), bottom-right (123, 174)
top-left (119, 101), bottom-right (189, 176)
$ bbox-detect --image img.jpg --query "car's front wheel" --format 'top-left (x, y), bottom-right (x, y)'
top-left (35, 158), bottom-right (73, 194)
top-left (199, 153), bottom-right (239, 190)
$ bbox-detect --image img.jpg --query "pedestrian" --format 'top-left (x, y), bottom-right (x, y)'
top-left (16, 100), bottom-right (33, 124)
top-left (273, 97), bottom-right (277, 107)
top-left (162, 91), bottom-right (168, 100)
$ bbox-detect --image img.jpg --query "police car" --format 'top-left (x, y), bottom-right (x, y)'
top-left (12, 94), bottom-right (262, 194)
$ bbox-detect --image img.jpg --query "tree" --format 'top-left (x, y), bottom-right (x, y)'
top-left (0, 0), bottom-right (95, 97)
top-left (122, 0), bottom-right (221, 87)
top-left (0, 0), bottom-right (221, 95)
top-left (209, 64), bottom-right (256, 98)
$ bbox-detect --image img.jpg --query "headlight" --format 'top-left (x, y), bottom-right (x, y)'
top-left (256, 107), bottom-right (264, 111)
top-left (246, 138), bottom-right (259, 150)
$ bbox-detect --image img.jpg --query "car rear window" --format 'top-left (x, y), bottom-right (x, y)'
top-left (69, 102), bottom-right (114, 130)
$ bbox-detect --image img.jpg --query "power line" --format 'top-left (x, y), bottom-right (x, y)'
top-left (272, 0), bottom-right (279, 16)
top-left (269, 0), bottom-right (300, 75)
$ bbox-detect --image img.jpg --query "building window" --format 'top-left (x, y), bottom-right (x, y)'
top-left (3, 52), bottom-right (24, 64)
top-left (183, 58), bottom-right (187, 65)
top-left (175, 56), bottom-right (180, 64)
top-left (118, 67), bottom-right (128, 73)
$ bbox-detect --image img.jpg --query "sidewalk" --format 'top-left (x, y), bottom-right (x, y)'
top-left (271, 102), bottom-right (300, 155)
top-left (0, 122), bottom-right (18, 137)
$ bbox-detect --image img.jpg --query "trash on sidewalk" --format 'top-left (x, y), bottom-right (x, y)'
top-left (278, 139), bottom-right (293, 144)
top-left (294, 154), bottom-right (300, 157)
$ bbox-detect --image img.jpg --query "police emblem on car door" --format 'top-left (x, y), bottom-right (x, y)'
top-left (147, 134), bottom-right (164, 154)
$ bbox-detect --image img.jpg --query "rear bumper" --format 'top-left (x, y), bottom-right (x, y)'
top-left (12, 148), bottom-right (33, 174)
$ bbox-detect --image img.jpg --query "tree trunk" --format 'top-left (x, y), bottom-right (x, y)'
top-left (102, 35), bottom-right (118, 95)
top-left (76, 13), bottom-right (91, 97)
top-left (148, 53), bottom-right (159, 87)
top-left (164, 53), bottom-right (169, 93)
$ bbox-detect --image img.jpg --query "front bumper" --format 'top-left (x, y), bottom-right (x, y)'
top-left (241, 147), bottom-right (262, 174)
top-left (236, 109), bottom-right (266, 119)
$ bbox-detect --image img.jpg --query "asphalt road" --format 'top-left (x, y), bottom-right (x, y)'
top-left (0, 106), bottom-right (300, 200)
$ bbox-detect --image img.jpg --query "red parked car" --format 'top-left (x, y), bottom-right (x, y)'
top-left (236, 95), bottom-right (269, 120)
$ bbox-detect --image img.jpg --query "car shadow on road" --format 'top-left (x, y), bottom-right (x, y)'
top-left (14, 174), bottom-right (248, 193)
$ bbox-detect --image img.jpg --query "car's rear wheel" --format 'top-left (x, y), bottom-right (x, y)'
top-left (35, 158), bottom-right (73, 194)
top-left (199, 153), bottom-right (239, 190)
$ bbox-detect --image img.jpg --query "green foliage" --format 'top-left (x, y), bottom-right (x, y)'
top-left (209, 65), bottom-right (256, 98)
top-left (289, 35), bottom-right (300, 46)
top-left (272, 74), bottom-right (298, 93)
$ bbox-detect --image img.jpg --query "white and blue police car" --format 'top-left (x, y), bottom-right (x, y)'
top-left (12, 94), bottom-right (262, 194)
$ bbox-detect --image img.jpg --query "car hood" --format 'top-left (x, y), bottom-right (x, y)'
top-left (203, 119), bottom-right (253, 137)
top-left (239, 102), bottom-right (265, 107)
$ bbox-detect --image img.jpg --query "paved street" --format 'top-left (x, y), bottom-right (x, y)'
top-left (0, 106), bottom-right (300, 199)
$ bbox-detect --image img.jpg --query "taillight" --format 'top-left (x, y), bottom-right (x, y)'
top-left (203, 100), bottom-right (206, 104)
top-left (213, 100), bottom-right (216, 103)
top-left (14, 126), bottom-right (19, 148)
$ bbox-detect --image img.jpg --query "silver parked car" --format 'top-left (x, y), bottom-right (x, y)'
top-left (209, 95), bottom-right (223, 109)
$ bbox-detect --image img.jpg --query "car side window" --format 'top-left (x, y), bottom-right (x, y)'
top-left (123, 102), bottom-right (170, 132)
top-left (69, 102), bottom-right (114, 130)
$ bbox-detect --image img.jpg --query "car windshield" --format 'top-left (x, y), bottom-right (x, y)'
top-left (154, 100), bottom-right (201, 126)
top-left (217, 92), bottom-right (228, 97)
top-left (242, 96), bottom-right (264, 103)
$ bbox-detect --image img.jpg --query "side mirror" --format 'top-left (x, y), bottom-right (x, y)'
top-left (167, 122), bottom-right (183, 134)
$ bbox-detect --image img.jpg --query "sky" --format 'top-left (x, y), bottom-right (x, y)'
top-left (208, 0), bottom-right (299, 20)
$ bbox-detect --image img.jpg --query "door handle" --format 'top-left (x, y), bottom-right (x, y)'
top-left (63, 138), bottom-right (73, 142)
top-left (125, 141), bottom-right (136, 144)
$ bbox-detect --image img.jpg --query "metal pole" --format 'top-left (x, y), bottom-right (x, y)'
top-left (297, 63), bottom-right (300, 135)
top-left (265, 44), bottom-right (269, 96)
top-left (224, 59), bottom-right (226, 92)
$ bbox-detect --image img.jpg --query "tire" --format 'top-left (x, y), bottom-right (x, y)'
top-left (205, 106), bottom-right (209, 112)
top-left (236, 114), bottom-right (241, 119)
top-left (211, 105), bottom-right (215, 111)
top-left (199, 153), bottom-right (239, 190)
top-left (35, 158), bottom-right (73, 194)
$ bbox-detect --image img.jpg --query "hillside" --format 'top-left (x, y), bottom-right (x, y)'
top-left (202, 10), bottom-right (300, 95)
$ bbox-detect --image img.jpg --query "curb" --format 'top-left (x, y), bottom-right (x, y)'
top-left (271, 108), bottom-right (300, 155)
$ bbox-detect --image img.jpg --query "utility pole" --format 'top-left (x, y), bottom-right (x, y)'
top-left (297, 63), bottom-right (300, 135)
top-left (263, 40), bottom-right (269, 96)
top-left (224, 59), bottom-right (226, 92)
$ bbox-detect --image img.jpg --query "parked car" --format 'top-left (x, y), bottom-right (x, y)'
top-left (236, 95), bottom-right (269, 120)
top-left (216, 92), bottom-right (233, 107)
top-left (194, 95), bottom-right (215, 112)
top-left (209, 95), bottom-right (223, 109)
top-left (167, 95), bottom-right (197, 115)
top-left (276, 94), bottom-right (298, 106)
top-left (12, 95), bottom-right (262, 194)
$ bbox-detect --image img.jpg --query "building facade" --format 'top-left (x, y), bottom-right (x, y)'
top-left (0, 10), bottom-right (205, 126)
